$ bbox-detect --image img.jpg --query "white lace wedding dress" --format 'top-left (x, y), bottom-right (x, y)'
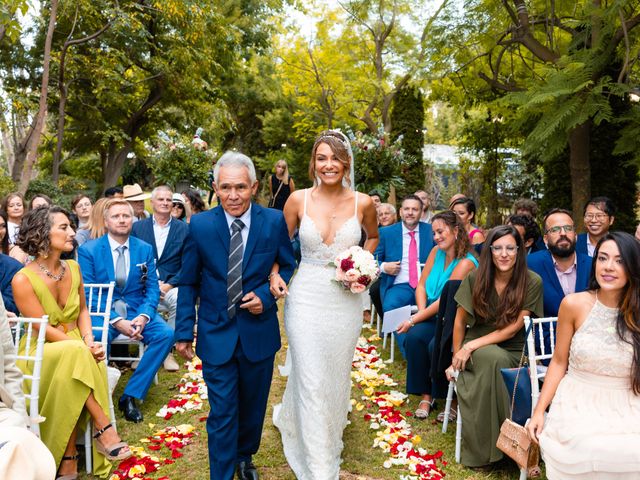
top-left (273, 189), bottom-right (363, 479)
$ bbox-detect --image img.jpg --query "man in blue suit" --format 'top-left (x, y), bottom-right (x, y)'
top-left (0, 253), bottom-right (22, 315)
top-left (374, 194), bottom-right (434, 355)
top-left (78, 199), bottom-right (174, 422)
top-left (175, 151), bottom-right (296, 480)
top-left (528, 208), bottom-right (592, 355)
top-left (131, 185), bottom-right (188, 371)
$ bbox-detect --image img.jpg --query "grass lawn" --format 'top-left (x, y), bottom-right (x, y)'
top-left (78, 315), bottom-right (546, 480)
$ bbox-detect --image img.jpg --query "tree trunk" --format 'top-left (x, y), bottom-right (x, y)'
top-left (16, 0), bottom-right (58, 193)
top-left (568, 121), bottom-right (591, 231)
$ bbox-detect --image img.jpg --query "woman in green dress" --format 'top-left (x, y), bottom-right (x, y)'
top-left (447, 225), bottom-right (543, 468)
top-left (12, 206), bottom-right (131, 479)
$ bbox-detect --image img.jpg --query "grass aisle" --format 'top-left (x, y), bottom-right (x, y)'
top-left (79, 317), bottom-right (544, 479)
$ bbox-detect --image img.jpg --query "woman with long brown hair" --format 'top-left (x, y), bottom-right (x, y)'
top-left (528, 231), bottom-right (640, 478)
top-left (448, 225), bottom-right (543, 467)
top-left (396, 211), bottom-right (478, 418)
top-left (75, 197), bottom-right (109, 246)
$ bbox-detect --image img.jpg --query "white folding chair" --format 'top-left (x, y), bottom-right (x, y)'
top-left (83, 282), bottom-right (118, 474)
top-left (7, 316), bottom-right (49, 437)
top-left (525, 315), bottom-right (558, 410)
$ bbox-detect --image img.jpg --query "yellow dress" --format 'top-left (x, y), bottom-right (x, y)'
top-left (17, 260), bottom-right (112, 478)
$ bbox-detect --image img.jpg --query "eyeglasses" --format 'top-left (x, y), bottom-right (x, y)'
top-left (545, 225), bottom-right (575, 234)
top-left (76, 202), bottom-right (91, 208)
top-left (584, 213), bottom-right (608, 221)
top-left (489, 245), bottom-right (518, 255)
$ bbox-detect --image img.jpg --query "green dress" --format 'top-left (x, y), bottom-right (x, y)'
top-left (454, 269), bottom-right (543, 467)
top-left (17, 260), bottom-right (112, 478)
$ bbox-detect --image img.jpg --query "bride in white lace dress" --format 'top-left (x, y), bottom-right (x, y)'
top-left (270, 130), bottom-right (378, 479)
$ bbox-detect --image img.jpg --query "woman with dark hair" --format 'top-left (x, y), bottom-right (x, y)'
top-left (29, 194), bottom-right (53, 210)
top-left (528, 232), bottom-right (640, 479)
top-left (171, 193), bottom-right (188, 221)
top-left (12, 206), bottom-right (131, 479)
top-left (0, 210), bottom-right (10, 255)
top-left (451, 197), bottom-right (485, 245)
top-left (2, 192), bottom-right (25, 245)
top-left (448, 225), bottom-right (543, 467)
top-left (396, 211), bottom-right (478, 418)
top-left (180, 188), bottom-right (205, 222)
top-left (70, 194), bottom-right (92, 229)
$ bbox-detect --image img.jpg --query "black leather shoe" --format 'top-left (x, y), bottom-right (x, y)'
top-left (236, 460), bottom-right (259, 480)
top-left (118, 395), bottom-right (143, 423)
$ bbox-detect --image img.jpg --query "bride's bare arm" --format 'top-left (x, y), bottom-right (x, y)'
top-left (360, 194), bottom-right (379, 253)
top-left (269, 191), bottom-right (303, 297)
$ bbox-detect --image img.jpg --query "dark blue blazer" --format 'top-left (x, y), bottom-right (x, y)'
top-left (527, 249), bottom-right (593, 317)
top-left (0, 254), bottom-right (22, 314)
top-left (175, 204), bottom-right (296, 366)
top-left (131, 217), bottom-right (188, 286)
top-left (576, 233), bottom-right (591, 256)
top-left (78, 235), bottom-right (160, 322)
top-left (374, 221), bottom-right (434, 299)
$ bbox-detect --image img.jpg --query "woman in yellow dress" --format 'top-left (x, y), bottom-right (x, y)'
top-left (12, 205), bottom-right (131, 479)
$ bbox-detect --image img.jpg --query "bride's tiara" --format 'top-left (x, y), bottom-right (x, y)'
top-left (317, 131), bottom-right (350, 150)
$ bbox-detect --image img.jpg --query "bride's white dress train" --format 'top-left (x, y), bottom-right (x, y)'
top-left (273, 189), bottom-right (363, 479)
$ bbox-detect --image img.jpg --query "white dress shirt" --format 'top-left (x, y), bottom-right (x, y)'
top-left (152, 215), bottom-right (172, 259)
top-left (223, 205), bottom-right (252, 253)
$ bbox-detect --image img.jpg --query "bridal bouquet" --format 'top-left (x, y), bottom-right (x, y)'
top-left (333, 246), bottom-right (380, 294)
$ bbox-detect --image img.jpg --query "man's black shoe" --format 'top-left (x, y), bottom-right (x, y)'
top-left (236, 460), bottom-right (259, 480)
top-left (118, 395), bottom-right (143, 423)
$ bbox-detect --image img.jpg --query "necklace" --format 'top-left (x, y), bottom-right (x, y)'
top-left (37, 260), bottom-right (66, 282)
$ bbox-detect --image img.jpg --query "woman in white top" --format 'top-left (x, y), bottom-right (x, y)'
top-left (2, 193), bottom-right (25, 245)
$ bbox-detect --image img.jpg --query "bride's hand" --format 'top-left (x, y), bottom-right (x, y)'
top-left (270, 273), bottom-right (288, 299)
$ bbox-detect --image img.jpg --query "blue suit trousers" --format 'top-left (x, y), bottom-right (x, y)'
top-left (202, 339), bottom-right (275, 480)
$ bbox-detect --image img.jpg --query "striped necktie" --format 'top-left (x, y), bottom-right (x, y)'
top-left (227, 219), bottom-right (245, 318)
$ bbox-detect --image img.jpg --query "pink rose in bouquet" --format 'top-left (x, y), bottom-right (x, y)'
top-left (331, 246), bottom-right (380, 294)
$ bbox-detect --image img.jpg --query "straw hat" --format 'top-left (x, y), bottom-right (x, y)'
top-left (123, 184), bottom-right (151, 201)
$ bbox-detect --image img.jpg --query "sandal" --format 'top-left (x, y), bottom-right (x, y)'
top-left (93, 423), bottom-right (132, 461)
top-left (414, 399), bottom-right (435, 419)
top-left (436, 408), bottom-right (457, 423)
top-left (56, 453), bottom-right (79, 480)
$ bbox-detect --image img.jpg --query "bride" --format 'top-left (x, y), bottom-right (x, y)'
top-left (270, 130), bottom-right (378, 479)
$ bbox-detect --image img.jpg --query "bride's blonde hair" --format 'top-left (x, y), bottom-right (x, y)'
top-left (309, 130), bottom-right (352, 186)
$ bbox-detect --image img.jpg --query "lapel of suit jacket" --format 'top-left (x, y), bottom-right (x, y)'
top-left (242, 204), bottom-right (262, 272)
top-left (99, 236), bottom-right (116, 283)
top-left (160, 219), bottom-right (179, 261)
top-left (542, 251), bottom-right (564, 298)
top-left (418, 223), bottom-right (431, 261)
top-left (391, 223), bottom-right (403, 260)
top-left (213, 207), bottom-right (230, 253)
top-left (145, 219), bottom-right (159, 260)
top-left (125, 237), bottom-right (141, 291)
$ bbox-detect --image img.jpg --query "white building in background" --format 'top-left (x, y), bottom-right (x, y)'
top-left (423, 144), bottom-right (461, 167)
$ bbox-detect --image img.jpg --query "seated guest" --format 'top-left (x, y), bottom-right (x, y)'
top-left (415, 190), bottom-right (434, 223)
top-left (448, 225), bottom-right (543, 467)
top-left (450, 197), bottom-right (485, 245)
top-left (0, 211), bottom-right (9, 255)
top-left (507, 213), bottom-right (542, 254)
top-left (0, 253), bottom-right (21, 315)
top-left (377, 203), bottom-right (397, 227)
top-left (78, 199), bottom-right (174, 423)
top-left (12, 206), bottom-right (131, 479)
top-left (0, 295), bottom-right (56, 479)
top-left (181, 189), bottom-right (206, 223)
top-left (577, 196), bottom-right (615, 257)
top-left (528, 208), bottom-right (592, 354)
top-left (104, 186), bottom-right (123, 198)
top-left (528, 232), bottom-right (640, 478)
top-left (123, 184), bottom-right (151, 222)
top-left (71, 194), bottom-right (93, 230)
top-left (75, 198), bottom-right (109, 246)
top-left (375, 195), bottom-right (434, 355)
top-left (512, 197), bottom-right (538, 218)
top-left (448, 193), bottom-right (466, 209)
top-left (395, 211), bottom-right (478, 418)
top-left (368, 190), bottom-right (382, 210)
top-left (29, 194), bottom-right (52, 210)
top-left (2, 193), bottom-right (25, 246)
top-left (132, 186), bottom-right (188, 372)
top-left (170, 193), bottom-right (188, 221)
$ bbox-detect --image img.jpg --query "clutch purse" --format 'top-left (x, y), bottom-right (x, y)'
top-left (496, 322), bottom-right (541, 477)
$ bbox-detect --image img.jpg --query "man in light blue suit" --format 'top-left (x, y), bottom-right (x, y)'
top-left (374, 194), bottom-right (434, 356)
top-left (78, 199), bottom-right (174, 423)
top-left (131, 185), bottom-right (189, 371)
top-left (175, 151), bottom-right (296, 480)
top-left (528, 208), bottom-right (592, 358)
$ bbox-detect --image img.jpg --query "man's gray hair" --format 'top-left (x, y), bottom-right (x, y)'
top-left (380, 202), bottom-right (397, 214)
top-left (213, 151), bottom-right (257, 185)
top-left (151, 185), bottom-right (173, 199)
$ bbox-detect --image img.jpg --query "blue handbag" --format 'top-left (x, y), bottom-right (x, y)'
top-left (500, 322), bottom-right (534, 426)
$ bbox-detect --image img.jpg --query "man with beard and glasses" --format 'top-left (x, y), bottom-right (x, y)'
top-left (527, 208), bottom-right (592, 356)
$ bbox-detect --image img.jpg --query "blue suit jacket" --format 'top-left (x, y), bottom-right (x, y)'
top-left (131, 217), bottom-right (188, 285)
top-left (0, 254), bottom-right (22, 314)
top-left (78, 235), bottom-right (160, 322)
top-left (374, 221), bottom-right (434, 299)
top-left (175, 204), bottom-right (296, 366)
top-left (576, 233), bottom-right (591, 256)
top-left (527, 249), bottom-right (593, 317)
